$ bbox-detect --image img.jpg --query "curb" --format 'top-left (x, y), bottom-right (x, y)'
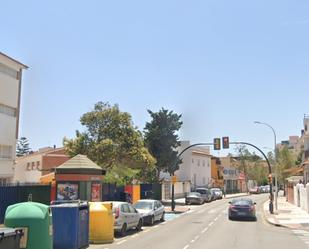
top-left (262, 200), bottom-right (284, 228)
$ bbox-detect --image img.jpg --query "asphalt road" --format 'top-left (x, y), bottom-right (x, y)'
top-left (90, 194), bottom-right (307, 249)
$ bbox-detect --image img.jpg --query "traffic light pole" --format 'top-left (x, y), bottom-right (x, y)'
top-left (172, 141), bottom-right (273, 214)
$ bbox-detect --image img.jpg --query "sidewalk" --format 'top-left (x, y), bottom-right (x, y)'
top-left (263, 196), bottom-right (309, 231)
top-left (163, 192), bottom-right (249, 214)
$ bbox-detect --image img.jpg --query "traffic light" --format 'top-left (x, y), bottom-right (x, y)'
top-left (214, 138), bottom-right (221, 150)
top-left (222, 136), bottom-right (229, 149)
top-left (268, 174), bottom-right (273, 184)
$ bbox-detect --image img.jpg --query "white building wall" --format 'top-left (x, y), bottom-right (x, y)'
top-left (174, 141), bottom-right (211, 189)
top-left (14, 154), bottom-right (43, 183)
top-left (0, 74), bottom-right (19, 107)
top-left (0, 53), bottom-right (27, 183)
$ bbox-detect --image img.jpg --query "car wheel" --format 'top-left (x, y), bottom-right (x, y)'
top-left (160, 212), bottom-right (165, 222)
top-left (150, 215), bottom-right (155, 225)
top-left (120, 223), bottom-right (127, 237)
top-left (186, 201), bottom-right (190, 205)
top-left (136, 219), bottom-right (142, 231)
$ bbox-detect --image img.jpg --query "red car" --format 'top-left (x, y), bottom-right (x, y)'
top-left (249, 186), bottom-right (259, 194)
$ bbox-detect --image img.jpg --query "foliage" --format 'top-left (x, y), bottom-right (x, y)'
top-left (63, 102), bottom-right (156, 174)
top-left (103, 166), bottom-right (140, 185)
top-left (276, 146), bottom-right (296, 184)
top-left (16, 137), bottom-right (31, 157)
top-left (235, 145), bottom-right (268, 186)
top-left (144, 108), bottom-right (183, 179)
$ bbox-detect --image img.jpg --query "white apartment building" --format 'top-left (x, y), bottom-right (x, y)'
top-left (0, 52), bottom-right (27, 184)
top-left (175, 141), bottom-right (212, 188)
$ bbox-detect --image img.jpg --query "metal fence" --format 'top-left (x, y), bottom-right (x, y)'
top-left (0, 184), bottom-right (51, 223)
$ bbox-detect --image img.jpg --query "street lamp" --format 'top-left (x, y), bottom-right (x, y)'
top-left (254, 121), bottom-right (278, 211)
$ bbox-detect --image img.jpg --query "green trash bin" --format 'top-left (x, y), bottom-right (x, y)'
top-left (4, 202), bottom-right (52, 249)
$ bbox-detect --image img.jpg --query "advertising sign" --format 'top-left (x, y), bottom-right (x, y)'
top-left (91, 183), bottom-right (101, 201)
top-left (57, 183), bottom-right (79, 200)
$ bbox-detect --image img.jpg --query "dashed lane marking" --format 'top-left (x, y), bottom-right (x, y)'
top-left (183, 245), bottom-right (190, 249)
top-left (116, 240), bottom-right (127, 245)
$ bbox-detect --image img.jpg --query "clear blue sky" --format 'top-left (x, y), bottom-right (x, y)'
top-left (2, 0), bottom-right (309, 155)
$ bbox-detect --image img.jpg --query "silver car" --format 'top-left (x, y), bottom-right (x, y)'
top-left (110, 201), bottom-right (143, 236)
top-left (133, 200), bottom-right (165, 225)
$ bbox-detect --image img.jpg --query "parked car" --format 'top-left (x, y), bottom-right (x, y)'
top-left (249, 186), bottom-right (259, 194)
top-left (211, 188), bottom-right (223, 199)
top-left (111, 201), bottom-right (143, 236)
top-left (185, 192), bottom-right (204, 205)
top-left (195, 188), bottom-right (212, 202)
top-left (133, 199), bottom-right (165, 225)
top-left (228, 198), bottom-right (257, 221)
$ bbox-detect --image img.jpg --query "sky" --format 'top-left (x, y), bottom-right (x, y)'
top-left (1, 0), bottom-right (309, 156)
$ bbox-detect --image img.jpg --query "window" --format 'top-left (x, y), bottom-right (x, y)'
top-left (121, 204), bottom-right (130, 213)
top-left (192, 158), bottom-right (194, 164)
top-left (0, 145), bottom-right (13, 159)
top-left (202, 160), bottom-right (205, 167)
top-left (31, 162), bottom-right (35, 170)
top-left (128, 204), bottom-right (136, 213)
top-left (0, 63), bottom-right (19, 79)
top-left (197, 160), bottom-right (200, 166)
top-left (0, 103), bottom-right (16, 117)
top-left (36, 161), bottom-right (40, 170)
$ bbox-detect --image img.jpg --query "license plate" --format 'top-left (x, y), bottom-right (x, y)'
top-left (238, 212), bottom-right (246, 216)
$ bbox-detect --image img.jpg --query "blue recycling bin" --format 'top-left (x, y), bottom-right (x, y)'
top-left (51, 202), bottom-right (89, 249)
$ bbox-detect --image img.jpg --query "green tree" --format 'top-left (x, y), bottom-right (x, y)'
top-left (276, 146), bottom-right (296, 185)
top-left (64, 102), bottom-right (155, 173)
top-left (144, 108), bottom-right (183, 180)
top-left (16, 137), bottom-right (31, 157)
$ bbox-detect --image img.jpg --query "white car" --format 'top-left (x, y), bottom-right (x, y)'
top-left (110, 201), bottom-right (143, 236)
top-left (133, 199), bottom-right (165, 225)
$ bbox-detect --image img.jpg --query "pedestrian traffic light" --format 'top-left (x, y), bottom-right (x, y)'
top-left (222, 136), bottom-right (229, 149)
top-left (214, 138), bottom-right (221, 150)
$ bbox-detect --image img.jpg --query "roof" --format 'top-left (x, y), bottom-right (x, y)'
top-left (16, 147), bottom-right (67, 160)
top-left (0, 52), bottom-right (28, 69)
top-left (56, 154), bottom-right (102, 170)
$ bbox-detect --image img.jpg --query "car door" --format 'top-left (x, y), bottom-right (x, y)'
top-left (121, 204), bottom-right (132, 228)
top-left (128, 203), bottom-right (139, 227)
top-left (155, 201), bottom-right (163, 221)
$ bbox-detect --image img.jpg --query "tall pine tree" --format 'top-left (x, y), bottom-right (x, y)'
top-left (16, 137), bottom-right (31, 157)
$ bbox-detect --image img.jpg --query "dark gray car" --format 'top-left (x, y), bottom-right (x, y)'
top-left (195, 188), bottom-right (212, 202)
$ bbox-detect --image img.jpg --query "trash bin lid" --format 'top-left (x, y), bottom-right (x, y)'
top-left (0, 227), bottom-right (17, 238)
top-left (50, 202), bottom-right (88, 208)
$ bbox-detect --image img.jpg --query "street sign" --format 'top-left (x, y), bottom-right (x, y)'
top-left (172, 175), bottom-right (177, 184)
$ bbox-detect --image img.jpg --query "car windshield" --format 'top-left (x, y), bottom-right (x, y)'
top-left (134, 201), bottom-right (153, 210)
top-left (232, 199), bottom-right (253, 206)
top-left (187, 192), bottom-right (201, 197)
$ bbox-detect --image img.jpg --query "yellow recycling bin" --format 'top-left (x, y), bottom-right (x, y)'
top-left (89, 202), bottom-right (114, 244)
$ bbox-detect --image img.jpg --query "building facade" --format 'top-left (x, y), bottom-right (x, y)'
top-left (0, 52), bottom-right (27, 184)
top-left (174, 141), bottom-right (212, 189)
top-left (14, 147), bottom-right (70, 183)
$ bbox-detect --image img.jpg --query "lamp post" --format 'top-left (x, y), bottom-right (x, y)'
top-left (254, 121), bottom-right (278, 211)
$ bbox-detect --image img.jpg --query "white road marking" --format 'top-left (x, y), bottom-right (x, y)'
top-left (117, 240), bottom-right (127, 245)
top-left (143, 229), bottom-right (150, 233)
top-left (214, 217), bottom-right (219, 221)
top-left (183, 245), bottom-right (190, 249)
top-left (208, 209), bottom-right (216, 214)
top-left (153, 225), bottom-right (159, 229)
top-left (195, 235), bottom-right (199, 240)
top-left (201, 227), bottom-right (208, 234)
top-left (208, 221), bottom-right (214, 227)
top-left (131, 234), bottom-right (139, 238)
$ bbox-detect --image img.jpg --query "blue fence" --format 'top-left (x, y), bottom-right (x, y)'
top-left (0, 184), bottom-right (51, 223)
